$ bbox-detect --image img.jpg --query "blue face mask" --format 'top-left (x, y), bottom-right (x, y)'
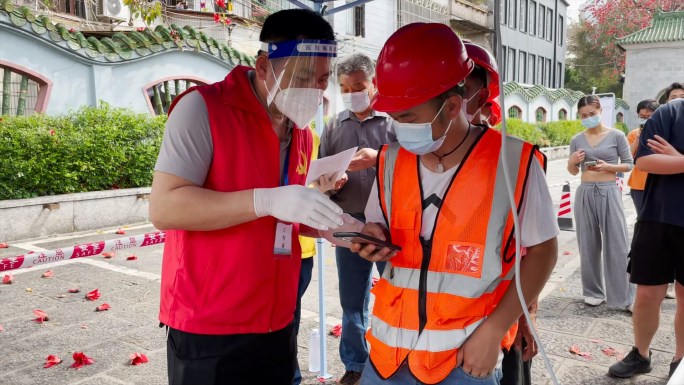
top-left (581, 115), bottom-right (601, 129)
top-left (395, 101), bottom-right (452, 155)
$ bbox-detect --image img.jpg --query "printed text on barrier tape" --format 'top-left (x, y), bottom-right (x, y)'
top-left (0, 231), bottom-right (166, 272)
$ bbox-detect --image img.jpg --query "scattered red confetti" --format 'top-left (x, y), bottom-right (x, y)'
top-left (68, 288), bottom-right (80, 293)
top-left (602, 347), bottom-right (622, 357)
top-left (43, 355), bottom-right (62, 368)
top-left (569, 345), bottom-right (592, 360)
top-left (70, 352), bottom-right (94, 369)
top-left (115, 229), bottom-right (126, 235)
top-left (317, 377), bottom-right (326, 383)
top-left (130, 352), bottom-right (149, 366)
top-left (3, 274), bottom-right (13, 284)
top-left (563, 251), bottom-right (571, 255)
top-left (41, 270), bottom-right (54, 278)
top-left (329, 324), bottom-right (342, 337)
top-left (102, 252), bottom-right (116, 259)
top-left (126, 255), bottom-right (138, 261)
top-left (85, 288), bottom-right (101, 301)
top-left (33, 309), bottom-right (49, 323)
top-left (95, 303), bottom-right (110, 312)
top-left (0, 242), bottom-right (8, 248)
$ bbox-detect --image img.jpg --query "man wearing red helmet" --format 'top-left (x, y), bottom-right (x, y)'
top-left (463, 42), bottom-right (539, 385)
top-left (349, 23), bottom-right (559, 385)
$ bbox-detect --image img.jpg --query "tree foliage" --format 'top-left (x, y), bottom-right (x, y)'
top-left (581, 0), bottom-right (684, 75)
top-left (565, 22), bottom-right (623, 97)
top-left (123, 0), bottom-right (163, 26)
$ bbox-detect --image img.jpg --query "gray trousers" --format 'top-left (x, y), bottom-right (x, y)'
top-left (575, 181), bottom-right (635, 307)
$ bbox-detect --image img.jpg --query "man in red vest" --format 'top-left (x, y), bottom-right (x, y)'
top-left (350, 23), bottom-right (559, 385)
top-left (150, 10), bottom-right (345, 385)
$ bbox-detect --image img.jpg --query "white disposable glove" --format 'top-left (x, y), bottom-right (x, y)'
top-left (253, 185), bottom-right (344, 230)
top-left (321, 213), bottom-right (365, 248)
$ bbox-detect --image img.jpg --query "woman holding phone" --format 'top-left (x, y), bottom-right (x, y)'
top-left (567, 95), bottom-right (635, 311)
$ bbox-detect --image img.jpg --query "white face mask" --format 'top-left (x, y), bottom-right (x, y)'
top-left (266, 66), bottom-right (324, 129)
top-left (341, 91), bottom-right (370, 113)
top-left (638, 118), bottom-right (648, 126)
top-left (395, 101), bottom-right (452, 155)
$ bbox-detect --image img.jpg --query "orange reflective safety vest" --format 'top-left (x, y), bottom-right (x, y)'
top-left (369, 128), bottom-right (546, 384)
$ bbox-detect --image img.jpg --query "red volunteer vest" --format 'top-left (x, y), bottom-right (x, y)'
top-left (158, 66), bottom-right (313, 334)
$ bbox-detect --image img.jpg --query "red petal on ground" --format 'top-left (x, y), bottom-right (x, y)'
top-left (602, 347), bottom-right (622, 357)
top-left (130, 352), bottom-right (149, 365)
top-left (43, 355), bottom-right (62, 368)
top-left (102, 252), bottom-right (116, 259)
top-left (85, 288), bottom-right (101, 301)
top-left (68, 288), bottom-right (80, 293)
top-left (115, 229), bottom-right (126, 234)
top-left (70, 352), bottom-right (94, 369)
top-left (41, 270), bottom-right (54, 278)
top-left (0, 324), bottom-right (5, 332)
top-left (590, 339), bottom-right (603, 344)
top-left (569, 345), bottom-right (581, 355)
top-left (563, 251), bottom-right (571, 255)
top-left (3, 274), bottom-right (13, 284)
top-left (126, 255), bottom-right (138, 261)
top-left (80, 324), bottom-right (88, 329)
top-left (329, 324), bottom-right (342, 337)
top-left (95, 303), bottom-right (110, 312)
top-left (0, 242), bottom-right (8, 248)
top-left (33, 309), bottom-right (49, 323)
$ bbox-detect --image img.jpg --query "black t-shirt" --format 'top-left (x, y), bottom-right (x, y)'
top-left (636, 99), bottom-right (684, 228)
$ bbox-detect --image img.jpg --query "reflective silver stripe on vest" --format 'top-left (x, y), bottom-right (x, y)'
top-left (371, 315), bottom-right (486, 352)
top-left (480, 136), bottom-right (525, 282)
top-left (386, 262), bottom-right (516, 298)
top-left (382, 142), bottom-right (401, 221)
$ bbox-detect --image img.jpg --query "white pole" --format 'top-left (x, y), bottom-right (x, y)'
top-left (314, 96), bottom-right (331, 379)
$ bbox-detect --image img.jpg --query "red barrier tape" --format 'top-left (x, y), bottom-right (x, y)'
top-left (0, 231), bottom-right (166, 272)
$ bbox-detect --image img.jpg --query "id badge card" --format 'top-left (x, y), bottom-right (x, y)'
top-left (273, 221), bottom-right (293, 258)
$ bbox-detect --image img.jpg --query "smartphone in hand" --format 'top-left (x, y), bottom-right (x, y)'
top-left (333, 232), bottom-right (402, 251)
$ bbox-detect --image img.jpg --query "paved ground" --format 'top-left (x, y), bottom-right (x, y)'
top-left (0, 158), bottom-right (676, 385)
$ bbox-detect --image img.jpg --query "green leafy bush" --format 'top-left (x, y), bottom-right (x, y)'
top-left (541, 120), bottom-right (585, 147)
top-left (0, 103), bottom-right (166, 200)
top-left (494, 119), bottom-right (550, 147)
top-left (615, 122), bottom-right (629, 134)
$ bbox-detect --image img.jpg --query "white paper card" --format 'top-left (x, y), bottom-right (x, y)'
top-left (305, 146), bottom-right (358, 186)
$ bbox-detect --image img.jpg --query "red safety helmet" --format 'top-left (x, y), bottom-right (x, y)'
top-left (487, 98), bottom-right (501, 126)
top-left (371, 23), bottom-right (474, 113)
top-left (464, 42), bottom-right (500, 100)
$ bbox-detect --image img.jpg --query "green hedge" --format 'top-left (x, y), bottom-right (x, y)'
top-left (0, 103), bottom-right (166, 200)
top-left (495, 119), bottom-right (586, 147)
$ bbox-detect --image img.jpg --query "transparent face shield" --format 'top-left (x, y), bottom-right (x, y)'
top-left (261, 39), bottom-right (337, 129)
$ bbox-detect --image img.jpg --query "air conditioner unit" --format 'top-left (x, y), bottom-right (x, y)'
top-left (98, 0), bottom-right (130, 21)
